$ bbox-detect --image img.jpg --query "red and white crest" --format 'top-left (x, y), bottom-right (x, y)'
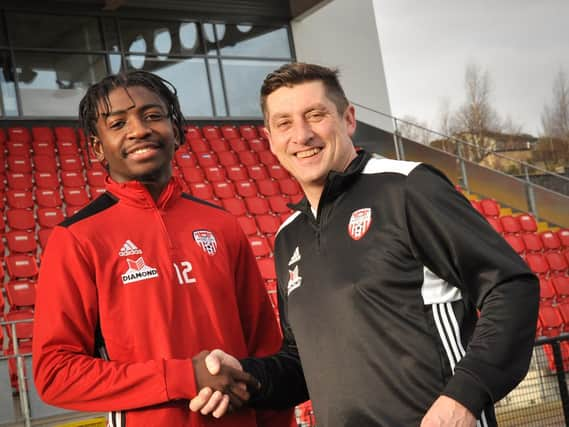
top-left (193, 230), bottom-right (217, 255)
top-left (348, 208), bottom-right (372, 240)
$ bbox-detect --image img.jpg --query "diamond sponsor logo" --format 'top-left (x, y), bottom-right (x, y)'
top-left (121, 257), bottom-right (159, 284)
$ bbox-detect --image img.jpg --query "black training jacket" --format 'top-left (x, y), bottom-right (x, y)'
top-left (242, 150), bottom-right (539, 427)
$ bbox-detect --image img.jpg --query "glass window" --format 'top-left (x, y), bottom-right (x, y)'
top-left (14, 52), bottom-right (107, 116)
top-left (126, 55), bottom-right (213, 117)
top-left (0, 51), bottom-right (18, 116)
top-left (202, 23), bottom-right (219, 56)
top-left (222, 59), bottom-right (286, 117)
top-left (108, 53), bottom-right (122, 74)
top-left (103, 17), bottom-right (121, 52)
top-left (207, 58), bottom-right (227, 116)
top-left (219, 25), bottom-right (291, 58)
top-left (179, 22), bottom-right (201, 53)
top-left (8, 13), bottom-right (103, 51)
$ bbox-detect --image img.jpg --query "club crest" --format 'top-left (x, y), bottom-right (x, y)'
top-left (193, 230), bottom-right (217, 255)
top-left (348, 208), bottom-right (372, 240)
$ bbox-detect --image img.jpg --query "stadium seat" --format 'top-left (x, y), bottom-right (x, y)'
top-left (245, 197), bottom-right (270, 215)
top-left (538, 305), bottom-right (563, 337)
top-left (220, 125), bottom-right (240, 140)
top-left (63, 187), bottom-right (90, 207)
top-left (181, 167), bottom-right (205, 183)
top-left (8, 126), bottom-right (32, 144)
top-left (188, 138), bottom-right (210, 153)
top-left (479, 199), bottom-right (500, 218)
top-left (34, 171), bottom-right (59, 189)
top-left (196, 152), bottom-right (218, 168)
top-left (32, 140), bottom-right (56, 157)
top-left (221, 198), bottom-right (247, 216)
top-left (522, 233), bottom-right (544, 253)
top-left (249, 138), bottom-right (269, 152)
top-left (59, 154), bottom-right (83, 171)
top-left (61, 170), bottom-right (86, 188)
top-left (518, 214), bottom-right (538, 233)
top-left (247, 165), bottom-right (269, 181)
top-left (204, 166), bottom-right (227, 182)
top-left (239, 125), bottom-right (259, 140)
top-left (34, 154), bottom-right (58, 173)
top-left (35, 188), bottom-right (63, 208)
top-left (469, 200), bottom-right (484, 216)
top-left (228, 137), bottom-right (249, 152)
top-left (267, 164), bottom-right (289, 180)
top-left (209, 138), bottom-right (230, 153)
top-left (255, 214), bottom-right (281, 234)
top-left (6, 209), bottom-right (35, 230)
top-left (226, 165), bottom-right (248, 181)
top-left (212, 182), bottom-right (236, 199)
top-left (257, 257), bottom-right (277, 280)
top-left (500, 216), bottom-right (521, 234)
top-left (553, 277), bottom-right (569, 301)
top-left (38, 228), bottom-right (53, 250)
top-left (6, 140), bottom-right (31, 157)
top-left (257, 179), bottom-right (280, 197)
top-left (238, 151), bottom-right (259, 166)
top-left (54, 126), bottom-right (77, 143)
top-left (545, 252), bottom-right (569, 276)
top-left (4, 309), bottom-right (34, 345)
top-left (56, 140), bottom-right (80, 155)
top-left (6, 230), bottom-right (37, 254)
top-left (65, 205), bottom-right (83, 217)
top-left (248, 236), bottom-right (271, 257)
top-left (37, 207), bottom-right (65, 228)
top-left (265, 279), bottom-right (278, 309)
top-left (5, 254), bottom-right (39, 279)
top-left (539, 278), bottom-right (556, 306)
top-left (525, 253), bottom-right (550, 277)
top-left (89, 186), bottom-right (106, 199)
top-left (7, 156), bottom-right (32, 173)
top-left (290, 193), bottom-right (304, 204)
top-left (202, 125), bottom-right (222, 141)
top-left (174, 150), bottom-right (197, 168)
top-left (258, 150), bottom-right (279, 165)
top-left (236, 216), bottom-right (258, 236)
top-left (190, 182), bottom-right (214, 200)
top-left (6, 189), bottom-right (33, 209)
top-left (558, 229), bottom-right (569, 248)
top-left (279, 178), bottom-right (301, 195)
top-left (217, 151), bottom-right (239, 167)
top-left (184, 125), bottom-right (203, 141)
top-left (5, 280), bottom-right (36, 309)
top-left (32, 126), bottom-right (55, 143)
top-left (503, 234), bottom-right (525, 255)
top-left (235, 181), bottom-right (258, 198)
top-left (541, 231), bottom-right (562, 252)
top-left (268, 195), bottom-right (291, 214)
top-left (6, 172), bottom-right (33, 190)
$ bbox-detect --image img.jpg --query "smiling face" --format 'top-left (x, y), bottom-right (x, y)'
top-left (91, 85), bottom-right (179, 185)
top-left (264, 80), bottom-right (357, 203)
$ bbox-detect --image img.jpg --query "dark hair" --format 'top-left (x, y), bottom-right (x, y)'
top-left (260, 62), bottom-right (349, 122)
top-left (79, 70), bottom-right (185, 146)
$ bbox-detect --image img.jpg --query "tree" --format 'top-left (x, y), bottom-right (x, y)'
top-left (396, 115), bottom-right (432, 145)
top-left (541, 69), bottom-right (569, 140)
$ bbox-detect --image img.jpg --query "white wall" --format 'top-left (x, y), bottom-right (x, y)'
top-left (291, 0), bottom-right (393, 132)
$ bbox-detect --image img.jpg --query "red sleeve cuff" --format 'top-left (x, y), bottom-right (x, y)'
top-left (163, 359), bottom-right (196, 400)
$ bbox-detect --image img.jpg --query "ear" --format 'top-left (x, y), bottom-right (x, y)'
top-left (344, 104), bottom-right (357, 137)
top-left (261, 125), bottom-right (277, 154)
top-left (173, 126), bottom-right (182, 150)
top-left (90, 136), bottom-right (106, 163)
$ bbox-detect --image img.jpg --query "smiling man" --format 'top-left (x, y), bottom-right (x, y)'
top-left (32, 70), bottom-right (294, 427)
top-left (189, 63), bottom-right (539, 427)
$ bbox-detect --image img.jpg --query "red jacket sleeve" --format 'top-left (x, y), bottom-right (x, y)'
top-left (32, 226), bottom-right (196, 412)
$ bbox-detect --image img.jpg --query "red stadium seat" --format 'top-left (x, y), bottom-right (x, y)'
top-left (5, 254), bottom-right (39, 279)
top-left (212, 182), bottom-right (236, 199)
top-left (479, 199), bottom-right (500, 218)
top-left (541, 231), bottom-right (562, 252)
top-left (525, 253), bottom-right (550, 277)
top-left (222, 198), bottom-right (247, 216)
top-left (6, 172), bottom-right (33, 190)
top-left (518, 214), bottom-right (538, 233)
top-left (181, 167), bottom-right (205, 183)
top-left (268, 195), bottom-right (291, 214)
top-left (59, 154), bottom-right (83, 171)
top-left (8, 126), bottom-right (32, 144)
top-left (4, 309), bottom-right (34, 342)
top-left (32, 140), bottom-right (56, 157)
top-left (558, 229), bottom-right (569, 248)
top-left (6, 140), bottom-right (31, 157)
top-left (236, 215), bottom-right (258, 236)
top-left (89, 186), bottom-right (106, 200)
top-left (258, 150), bottom-right (278, 166)
top-left (190, 182), bottom-right (214, 200)
top-left (61, 170), bottom-right (86, 188)
top-left (35, 188), bottom-right (63, 208)
top-left (184, 125), bottom-right (203, 141)
top-left (34, 154), bottom-right (58, 173)
top-left (226, 165), bottom-right (248, 181)
top-left (522, 233), bottom-right (544, 253)
top-left (56, 140), bottom-right (80, 155)
top-left (267, 164), bottom-right (290, 180)
top-left (188, 138), bottom-right (210, 153)
top-left (539, 278), bottom-right (556, 306)
top-left (196, 152), bottom-right (218, 168)
top-left (500, 215), bottom-right (521, 234)
top-left (37, 207), bottom-right (65, 228)
top-left (545, 252), bottom-right (569, 276)
top-left (209, 138), bottom-right (230, 153)
top-left (239, 125), bottom-right (259, 140)
top-left (257, 257), bottom-right (277, 280)
top-left (257, 179), bottom-right (280, 197)
top-left (54, 126), bottom-right (78, 143)
top-left (247, 165), bottom-right (269, 181)
top-left (220, 125), bottom-right (240, 140)
top-left (32, 126), bottom-right (55, 143)
top-left (249, 138), bottom-right (269, 152)
top-left (5, 280), bottom-right (36, 309)
top-left (63, 187), bottom-right (90, 207)
top-left (503, 234), bottom-right (525, 255)
top-left (235, 181), bottom-right (258, 198)
top-left (6, 209), bottom-right (35, 230)
top-left (290, 193), bottom-right (304, 204)
top-left (65, 205), bottom-right (83, 217)
top-left (228, 137), bottom-right (249, 152)
top-left (553, 277), bottom-right (569, 301)
top-left (538, 305), bottom-right (563, 337)
top-left (6, 189), bottom-right (34, 209)
top-left (255, 214), bottom-right (281, 234)
top-left (469, 200), bottom-right (484, 216)
top-left (202, 125), bottom-right (222, 141)
top-left (38, 228), bottom-right (53, 249)
top-left (217, 151), bottom-right (239, 167)
top-left (279, 178), bottom-right (301, 195)
top-left (7, 156), bottom-right (32, 173)
top-left (248, 236), bottom-right (271, 257)
top-left (238, 151), bottom-right (259, 166)
top-left (245, 197), bottom-right (270, 215)
top-left (203, 166), bottom-right (227, 182)
top-left (174, 149), bottom-right (197, 168)
top-left (5, 230), bottom-right (37, 254)
top-left (34, 171), bottom-right (59, 189)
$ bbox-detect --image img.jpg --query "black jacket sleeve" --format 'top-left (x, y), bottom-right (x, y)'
top-left (240, 272), bottom-right (310, 409)
top-left (404, 164), bottom-right (539, 416)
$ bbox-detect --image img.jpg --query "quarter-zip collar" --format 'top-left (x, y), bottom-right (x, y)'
top-left (104, 175), bottom-right (183, 209)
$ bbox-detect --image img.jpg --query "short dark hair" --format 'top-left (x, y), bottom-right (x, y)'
top-left (79, 70), bottom-right (185, 145)
top-left (260, 62), bottom-right (349, 122)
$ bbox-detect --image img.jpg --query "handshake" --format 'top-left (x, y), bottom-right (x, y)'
top-left (190, 349), bottom-right (258, 418)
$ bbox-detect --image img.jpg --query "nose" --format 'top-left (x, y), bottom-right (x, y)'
top-left (127, 116), bottom-right (152, 139)
top-left (292, 120), bottom-right (314, 145)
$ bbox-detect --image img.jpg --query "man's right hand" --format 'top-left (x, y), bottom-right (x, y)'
top-left (191, 350), bottom-right (257, 418)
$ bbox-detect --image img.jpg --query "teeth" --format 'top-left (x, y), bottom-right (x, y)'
top-left (296, 148), bottom-right (321, 159)
top-left (132, 147), bottom-right (151, 155)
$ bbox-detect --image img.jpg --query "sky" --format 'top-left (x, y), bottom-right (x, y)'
top-left (373, 0), bottom-right (569, 136)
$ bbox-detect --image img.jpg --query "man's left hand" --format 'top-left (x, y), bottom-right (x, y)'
top-left (420, 396), bottom-right (476, 427)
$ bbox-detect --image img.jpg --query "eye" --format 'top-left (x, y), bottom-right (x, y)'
top-left (276, 119), bottom-right (291, 129)
top-left (307, 111), bottom-right (325, 121)
top-left (145, 111), bottom-right (166, 121)
top-left (109, 120), bottom-right (125, 130)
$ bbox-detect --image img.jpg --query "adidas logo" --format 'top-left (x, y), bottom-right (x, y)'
top-left (288, 246), bottom-right (301, 266)
top-left (119, 240), bottom-right (143, 257)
